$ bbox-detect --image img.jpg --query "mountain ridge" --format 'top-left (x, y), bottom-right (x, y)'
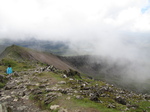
top-left (0, 45), bottom-right (74, 71)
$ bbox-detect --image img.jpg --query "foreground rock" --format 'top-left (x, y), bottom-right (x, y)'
top-left (0, 64), bottom-right (150, 112)
top-left (0, 103), bottom-right (12, 112)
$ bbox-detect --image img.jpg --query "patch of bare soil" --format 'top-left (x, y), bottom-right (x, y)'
top-left (28, 50), bottom-right (74, 71)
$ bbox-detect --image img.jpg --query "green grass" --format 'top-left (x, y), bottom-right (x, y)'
top-left (37, 72), bottom-right (63, 81)
top-left (71, 97), bottom-right (121, 112)
top-left (0, 82), bottom-right (5, 88)
top-left (134, 101), bottom-right (150, 112)
top-left (0, 58), bottom-right (36, 72)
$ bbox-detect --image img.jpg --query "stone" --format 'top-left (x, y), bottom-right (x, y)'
top-left (69, 78), bottom-right (74, 81)
top-left (80, 87), bottom-right (90, 90)
top-left (90, 93), bottom-right (99, 101)
top-left (66, 96), bottom-right (71, 100)
top-left (58, 107), bottom-right (68, 112)
top-left (18, 91), bottom-right (25, 97)
top-left (50, 105), bottom-right (60, 110)
top-left (31, 89), bottom-right (43, 95)
top-left (22, 95), bottom-right (29, 100)
top-left (115, 96), bottom-right (126, 105)
top-left (58, 81), bottom-right (66, 84)
top-left (145, 95), bottom-right (150, 100)
top-left (0, 103), bottom-right (12, 112)
top-left (13, 72), bottom-right (19, 77)
top-left (62, 74), bottom-right (67, 78)
top-left (13, 98), bottom-right (18, 102)
top-left (4, 85), bottom-right (12, 90)
top-left (107, 104), bottom-right (116, 108)
top-left (17, 106), bottom-right (27, 111)
top-left (127, 104), bottom-right (139, 108)
top-left (3, 96), bottom-right (11, 100)
top-left (44, 93), bottom-right (58, 104)
top-left (0, 75), bottom-right (6, 83)
top-left (76, 95), bottom-right (83, 100)
top-left (57, 93), bottom-right (63, 97)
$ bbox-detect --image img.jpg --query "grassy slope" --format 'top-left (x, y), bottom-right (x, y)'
top-left (61, 55), bottom-right (150, 94)
top-left (0, 45), bottom-right (6, 54)
top-left (29, 71), bottom-right (150, 112)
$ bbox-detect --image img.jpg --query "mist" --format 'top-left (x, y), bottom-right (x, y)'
top-left (0, 0), bottom-right (150, 91)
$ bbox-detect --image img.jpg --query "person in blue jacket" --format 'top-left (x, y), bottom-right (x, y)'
top-left (6, 65), bottom-right (13, 74)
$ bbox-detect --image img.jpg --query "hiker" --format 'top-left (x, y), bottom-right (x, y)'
top-left (6, 65), bottom-right (13, 74)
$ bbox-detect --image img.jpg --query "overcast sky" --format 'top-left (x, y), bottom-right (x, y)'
top-left (0, 0), bottom-right (150, 57)
top-left (0, 0), bottom-right (150, 40)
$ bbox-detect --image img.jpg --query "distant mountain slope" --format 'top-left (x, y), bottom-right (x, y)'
top-left (0, 45), bottom-right (74, 70)
top-left (0, 45), bottom-right (7, 54)
top-left (0, 38), bottom-right (69, 55)
top-left (61, 55), bottom-right (150, 94)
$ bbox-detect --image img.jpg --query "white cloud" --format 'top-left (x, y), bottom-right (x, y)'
top-left (0, 0), bottom-right (150, 47)
top-left (0, 0), bottom-right (149, 39)
top-left (0, 0), bottom-right (150, 82)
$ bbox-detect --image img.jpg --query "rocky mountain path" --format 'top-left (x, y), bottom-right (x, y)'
top-left (1, 65), bottom-right (150, 112)
top-left (0, 67), bottom-right (49, 112)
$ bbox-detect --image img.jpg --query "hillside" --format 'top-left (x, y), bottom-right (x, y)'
top-left (0, 45), bottom-right (73, 71)
top-left (0, 58), bottom-right (150, 112)
top-left (0, 38), bottom-right (69, 55)
top-left (61, 55), bottom-right (150, 94)
top-left (0, 45), bottom-right (6, 54)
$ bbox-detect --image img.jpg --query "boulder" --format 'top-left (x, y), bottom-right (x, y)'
top-left (44, 93), bottom-right (58, 104)
top-left (58, 108), bottom-right (68, 112)
top-left (0, 103), bottom-right (12, 112)
top-left (115, 96), bottom-right (126, 105)
top-left (144, 95), bottom-right (150, 100)
top-left (50, 105), bottom-right (60, 110)
top-left (0, 75), bottom-right (6, 83)
top-left (58, 81), bottom-right (66, 84)
top-left (107, 104), bottom-right (116, 108)
top-left (90, 93), bottom-right (99, 101)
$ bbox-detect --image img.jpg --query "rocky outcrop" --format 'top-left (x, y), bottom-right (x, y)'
top-left (0, 64), bottom-right (150, 112)
top-left (0, 103), bottom-right (12, 112)
top-left (0, 74), bottom-right (7, 83)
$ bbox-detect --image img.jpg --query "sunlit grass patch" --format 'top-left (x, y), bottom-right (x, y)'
top-left (0, 58), bottom-right (36, 72)
top-left (72, 97), bottom-right (121, 112)
top-left (0, 82), bottom-right (5, 88)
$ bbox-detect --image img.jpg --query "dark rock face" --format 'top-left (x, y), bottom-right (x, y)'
top-left (144, 95), bottom-right (150, 100)
top-left (31, 88), bottom-right (43, 95)
top-left (90, 93), bottom-right (99, 101)
top-left (0, 103), bottom-right (12, 112)
top-left (64, 69), bottom-right (82, 79)
top-left (41, 65), bottom-right (58, 72)
top-left (114, 96), bottom-right (126, 105)
top-left (44, 93), bottom-right (58, 105)
top-left (0, 74), bottom-right (6, 83)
